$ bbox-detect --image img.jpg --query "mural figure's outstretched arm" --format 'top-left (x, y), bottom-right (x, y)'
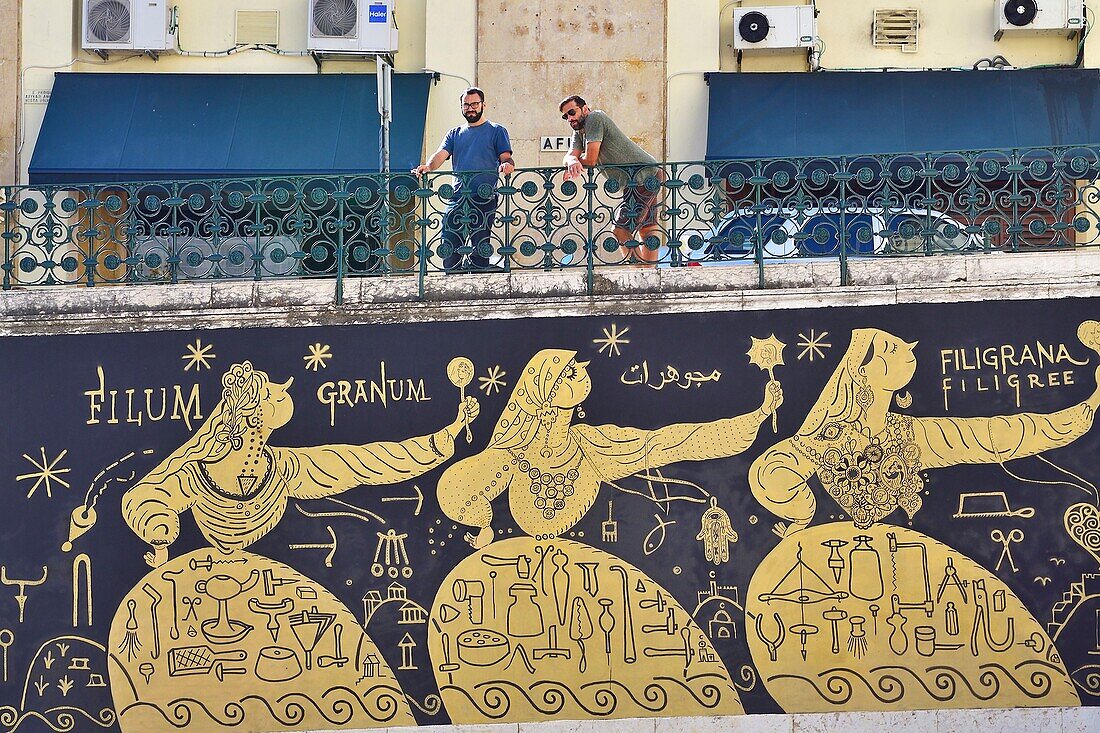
top-left (283, 397), bottom-right (480, 499)
top-left (578, 380), bottom-right (783, 483)
top-left (913, 396), bottom-right (1100, 470)
top-left (437, 450), bottom-right (514, 548)
top-left (748, 440), bottom-right (818, 537)
top-left (121, 473), bottom-right (199, 568)
top-left (913, 321), bottom-right (1100, 468)
top-left (751, 321), bottom-right (1100, 537)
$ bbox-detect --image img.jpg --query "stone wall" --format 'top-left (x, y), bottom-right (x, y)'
top-left (0, 0), bottom-right (18, 185)
top-left (477, 0), bottom-right (665, 169)
top-left (2, 255), bottom-right (1100, 733)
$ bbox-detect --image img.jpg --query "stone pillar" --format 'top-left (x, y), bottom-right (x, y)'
top-left (477, 0), bottom-right (667, 168)
top-left (0, 0), bottom-right (18, 185)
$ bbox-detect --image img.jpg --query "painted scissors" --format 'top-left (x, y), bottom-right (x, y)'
top-left (990, 528), bottom-right (1023, 573)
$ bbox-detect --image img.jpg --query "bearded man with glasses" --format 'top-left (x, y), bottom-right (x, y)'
top-left (560, 94), bottom-right (664, 266)
top-left (415, 87), bottom-right (514, 272)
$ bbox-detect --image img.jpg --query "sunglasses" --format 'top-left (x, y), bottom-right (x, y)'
top-left (561, 108), bottom-right (581, 120)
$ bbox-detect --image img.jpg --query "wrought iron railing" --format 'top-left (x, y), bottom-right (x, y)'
top-left (3, 145), bottom-right (1099, 298)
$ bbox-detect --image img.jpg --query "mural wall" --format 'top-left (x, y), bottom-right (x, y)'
top-left (0, 299), bottom-right (1099, 731)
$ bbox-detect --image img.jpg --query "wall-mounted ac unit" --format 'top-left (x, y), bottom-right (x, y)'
top-left (82, 0), bottom-right (170, 52)
top-left (996, 0), bottom-right (1084, 38)
top-left (308, 0), bottom-right (399, 54)
top-left (733, 5), bottom-right (816, 51)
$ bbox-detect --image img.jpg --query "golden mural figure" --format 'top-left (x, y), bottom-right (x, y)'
top-left (429, 348), bottom-right (782, 722)
top-left (94, 361), bottom-right (478, 732)
top-left (746, 323), bottom-right (1100, 712)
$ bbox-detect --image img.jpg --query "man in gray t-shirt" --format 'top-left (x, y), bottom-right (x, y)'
top-left (560, 94), bottom-right (664, 265)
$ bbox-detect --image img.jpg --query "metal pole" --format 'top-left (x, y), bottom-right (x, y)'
top-left (754, 159), bottom-right (765, 288)
top-left (586, 167), bottom-right (595, 294)
top-left (377, 57), bottom-right (392, 174)
top-left (2, 186), bottom-right (11, 290)
top-left (838, 158), bottom-right (849, 286)
top-left (418, 174), bottom-right (429, 300)
top-left (336, 177), bottom-right (346, 305)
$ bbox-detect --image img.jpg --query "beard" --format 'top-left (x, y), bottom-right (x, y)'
top-left (464, 109), bottom-right (484, 124)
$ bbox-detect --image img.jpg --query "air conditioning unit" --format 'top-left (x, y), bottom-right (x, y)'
top-left (82, 0), bottom-right (170, 52)
top-left (733, 5), bottom-right (816, 51)
top-left (996, 0), bottom-right (1084, 38)
top-left (308, 0), bottom-right (399, 54)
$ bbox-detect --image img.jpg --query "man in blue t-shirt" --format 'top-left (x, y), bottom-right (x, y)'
top-left (414, 87), bottom-right (514, 271)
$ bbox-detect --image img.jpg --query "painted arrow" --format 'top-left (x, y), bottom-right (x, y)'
top-left (382, 485), bottom-right (423, 516)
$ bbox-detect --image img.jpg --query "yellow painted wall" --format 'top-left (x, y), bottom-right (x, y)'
top-left (712, 0), bottom-right (1080, 71)
top-left (668, 0), bottom-right (1089, 161)
top-left (16, 0), bottom-right (433, 183)
top-left (812, 0), bottom-right (1079, 70)
top-left (421, 0), bottom-right (476, 172)
top-left (0, 0), bottom-right (18, 185)
top-left (15, 0), bottom-right (1095, 181)
top-left (667, 0), bottom-right (719, 163)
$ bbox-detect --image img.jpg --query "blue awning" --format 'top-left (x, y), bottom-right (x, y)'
top-left (706, 68), bottom-right (1100, 160)
top-left (29, 72), bottom-right (432, 184)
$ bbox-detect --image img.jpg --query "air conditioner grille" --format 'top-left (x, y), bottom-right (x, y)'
top-left (236, 10), bottom-right (280, 45)
top-left (87, 0), bottom-right (132, 44)
top-left (312, 0), bottom-right (358, 38)
top-left (873, 8), bottom-right (919, 52)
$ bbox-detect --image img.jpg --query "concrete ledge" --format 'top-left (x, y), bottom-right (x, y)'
top-left (353, 275), bottom-right (423, 304)
top-left (848, 255), bottom-right (968, 286)
top-left (423, 271), bottom-right (513, 302)
top-left (591, 266), bottom-right (663, 295)
top-left (210, 280), bottom-right (257, 309)
top-left (4, 250), bottom-right (1100, 336)
top-left (658, 264), bottom-right (758, 293)
top-left (329, 706), bottom-right (1098, 733)
top-left (510, 269), bottom-right (589, 298)
top-left (253, 279), bottom-right (336, 308)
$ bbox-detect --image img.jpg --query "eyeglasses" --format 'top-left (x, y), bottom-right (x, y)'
top-left (561, 108), bottom-right (580, 120)
top-left (462, 102), bottom-right (483, 109)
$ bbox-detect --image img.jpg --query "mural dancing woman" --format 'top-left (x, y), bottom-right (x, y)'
top-left (431, 348), bottom-right (782, 721)
top-left (747, 322), bottom-right (1100, 711)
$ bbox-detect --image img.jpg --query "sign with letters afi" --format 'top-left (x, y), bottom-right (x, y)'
top-left (541, 135), bottom-right (573, 152)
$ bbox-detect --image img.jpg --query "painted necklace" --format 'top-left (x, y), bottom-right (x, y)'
top-left (790, 413), bottom-right (923, 529)
top-left (507, 448), bottom-right (581, 521)
top-left (196, 445), bottom-right (276, 501)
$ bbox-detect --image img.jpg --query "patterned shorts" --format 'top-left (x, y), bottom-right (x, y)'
top-left (613, 183), bottom-right (662, 230)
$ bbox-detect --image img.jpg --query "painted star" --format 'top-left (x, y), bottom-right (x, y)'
top-left (796, 329), bottom-right (832, 362)
top-left (593, 323), bottom-right (631, 358)
top-left (478, 365), bottom-right (508, 395)
top-left (181, 338), bottom-right (216, 371)
top-left (304, 343), bottom-right (333, 371)
top-left (16, 447), bottom-right (71, 499)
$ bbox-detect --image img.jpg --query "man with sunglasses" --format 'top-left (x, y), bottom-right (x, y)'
top-left (414, 87), bottom-right (514, 272)
top-left (560, 95), bottom-right (663, 266)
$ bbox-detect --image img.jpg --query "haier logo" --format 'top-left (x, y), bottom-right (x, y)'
top-left (368, 4), bottom-right (388, 23)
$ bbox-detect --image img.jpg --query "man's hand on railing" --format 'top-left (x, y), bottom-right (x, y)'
top-left (498, 160), bottom-right (514, 176)
top-left (563, 158), bottom-right (584, 180)
top-left (412, 164), bottom-right (432, 176)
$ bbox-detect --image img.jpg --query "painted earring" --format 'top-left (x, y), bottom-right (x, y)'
top-left (856, 378), bottom-right (874, 411)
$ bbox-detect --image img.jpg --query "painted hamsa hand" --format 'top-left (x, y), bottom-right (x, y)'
top-left (696, 496), bottom-right (738, 564)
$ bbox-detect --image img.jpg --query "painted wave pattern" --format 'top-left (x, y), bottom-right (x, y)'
top-left (769, 660), bottom-right (1063, 706)
top-left (442, 673), bottom-right (732, 719)
top-left (117, 684), bottom-right (408, 728)
top-left (0, 706), bottom-right (116, 733)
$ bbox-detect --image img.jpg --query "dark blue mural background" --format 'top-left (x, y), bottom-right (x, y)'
top-left (0, 296), bottom-right (1098, 730)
